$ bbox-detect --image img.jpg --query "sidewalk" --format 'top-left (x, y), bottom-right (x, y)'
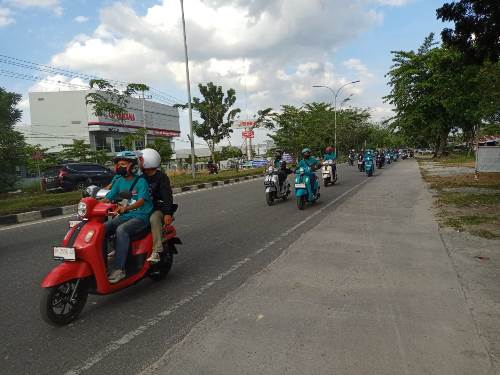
top-left (143, 161), bottom-right (494, 375)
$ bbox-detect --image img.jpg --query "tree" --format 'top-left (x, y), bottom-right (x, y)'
top-left (150, 138), bottom-right (174, 163)
top-left (60, 139), bottom-right (93, 161)
top-left (218, 146), bottom-right (243, 160)
top-left (437, 0), bottom-right (500, 64)
top-left (176, 82), bottom-right (241, 161)
top-left (384, 34), bottom-right (487, 156)
top-left (0, 87), bottom-right (26, 192)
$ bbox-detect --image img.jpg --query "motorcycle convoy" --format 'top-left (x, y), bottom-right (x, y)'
top-left (39, 145), bottom-right (401, 326)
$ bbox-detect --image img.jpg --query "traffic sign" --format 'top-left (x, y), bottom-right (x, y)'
top-left (234, 120), bottom-right (256, 128)
top-left (32, 151), bottom-right (43, 161)
top-left (242, 130), bottom-right (255, 139)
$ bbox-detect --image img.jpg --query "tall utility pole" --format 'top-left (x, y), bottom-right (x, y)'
top-left (141, 90), bottom-right (147, 146)
top-left (313, 80), bottom-right (360, 155)
top-left (180, 0), bottom-right (196, 178)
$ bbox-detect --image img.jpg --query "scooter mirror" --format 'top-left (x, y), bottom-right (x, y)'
top-left (83, 185), bottom-right (100, 198)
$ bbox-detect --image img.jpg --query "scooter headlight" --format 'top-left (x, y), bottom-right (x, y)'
top-left (267, 166), bottom-right (274, 173)
top-left (77, 202), bottom-right (87, 217)
top-left (299, 167), bottom-right (305, 175)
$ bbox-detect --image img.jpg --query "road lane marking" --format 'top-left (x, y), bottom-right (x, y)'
top-left (0, 214), bottom-right (76, 231)
top-left (63, 176), bottom-right (369, 375)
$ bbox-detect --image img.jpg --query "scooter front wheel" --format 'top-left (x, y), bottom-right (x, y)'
top-left (40, 278), bottom-right (89, 326)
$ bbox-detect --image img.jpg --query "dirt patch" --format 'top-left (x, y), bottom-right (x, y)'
top-left (420, 158), bottom-right (500, 239)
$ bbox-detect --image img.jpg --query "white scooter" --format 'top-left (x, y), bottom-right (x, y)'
top-left (264, 166), bottom-right (291, 206)
top-left (321, 159), bottom-right (337, 187)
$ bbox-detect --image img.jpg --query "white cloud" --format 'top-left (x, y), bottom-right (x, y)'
top-left (5, 0), bottom-right (62, 15)
top-left (74, 15), bottom-right (89, 23)
top-left (41, 0), bottom-right (397, 144)
top-left (0, 7), bottom-right (14, 27)
top-left (374, 0), bottom-right (412, 6)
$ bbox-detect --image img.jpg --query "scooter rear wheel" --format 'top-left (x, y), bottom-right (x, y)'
top-left (40, 278), bottom-right (89, 326)
top-left (297, 195), bottom-right (306, 210)
top-left (265, 192), bottom-right (274, 206)
top-left (149, 248), bottom-right (174, 281)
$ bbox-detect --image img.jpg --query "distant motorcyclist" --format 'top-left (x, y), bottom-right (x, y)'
top-left (348, 149), bottom-right (355, 166)
top-left (207, 159), bottom-right (218, 174)
top-left (323, 146), bottom-right (336, 161)
top-left (272, 150), bottom-right (292, 188)
top-left (322, 146), bottom-right (337, 179)
top-left (298, 148), bottom-right (321, 189)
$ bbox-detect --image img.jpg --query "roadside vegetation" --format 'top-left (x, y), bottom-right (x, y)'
top-left (0, 168), bottom-right (265, 216)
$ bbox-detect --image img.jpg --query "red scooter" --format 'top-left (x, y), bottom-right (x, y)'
top-left (40, 186), bottom-right (182, 326)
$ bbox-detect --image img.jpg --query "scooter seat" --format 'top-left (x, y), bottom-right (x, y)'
top-left (130, 225), bottom-right (151, 241)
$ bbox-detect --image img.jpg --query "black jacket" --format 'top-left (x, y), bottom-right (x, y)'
top-left (144, 171), bottom-right (174, 215)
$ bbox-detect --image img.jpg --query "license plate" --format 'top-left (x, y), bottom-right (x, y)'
top-left (69, 220), bottom-right (82, 228)
top-left (45, 177), bottom-right (55, 182)
top-left (295, 183), bottom-right (306, 188)
top-left (53, 247), bottom-right (76, 261)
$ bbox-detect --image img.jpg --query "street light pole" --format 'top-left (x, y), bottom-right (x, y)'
top-left (313, 80), bottom-right (360, 155)
top-left (180, 0), bottom-right (196, 178)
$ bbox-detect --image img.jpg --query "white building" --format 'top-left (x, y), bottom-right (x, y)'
top-left (27, 90), bottom-right (180, 152)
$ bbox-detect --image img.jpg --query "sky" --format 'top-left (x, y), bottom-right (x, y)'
top-left (0, 0), bottom-right (450, 149)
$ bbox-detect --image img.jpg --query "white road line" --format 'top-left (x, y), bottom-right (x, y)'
top-left (0, 214), bottom-right (76, 231)
top-left (0, 177), bottom-right (264, 232)
top-left (62, 177), bottom-right (369, 375)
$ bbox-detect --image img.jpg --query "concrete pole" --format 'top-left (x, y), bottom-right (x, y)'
top-left (180, 0), bottom-right (196, 178)
top-left (141, 90), bottom-right (147, 146)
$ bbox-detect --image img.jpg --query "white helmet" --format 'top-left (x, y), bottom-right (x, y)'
top-left (141, 148), bottom-right (161, 169)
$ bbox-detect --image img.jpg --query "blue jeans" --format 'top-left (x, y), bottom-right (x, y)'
top-left (104, 216), bottom-right (149, 270)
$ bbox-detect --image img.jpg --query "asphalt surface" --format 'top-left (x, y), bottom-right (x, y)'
top-left (0, 162), bottom-right (387, 375)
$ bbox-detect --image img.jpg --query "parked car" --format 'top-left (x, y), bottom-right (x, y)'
top-left (42, 163), bottom-right (115, 192)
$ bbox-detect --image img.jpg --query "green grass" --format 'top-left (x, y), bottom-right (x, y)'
top-left (0, 191), bottom-right (81, 215)
top-left (470, 229), bottom-right (500, 240)
top-left (0, 168), bottom-right (265, 216)
top-left (438, 153), bottom-right (475, 165)
top-left (445, 215), bottom-right (500, 229)
top-left (439, 192), bottom-right (500, 207)
top-left (169, 168), bottom-right (265, 188)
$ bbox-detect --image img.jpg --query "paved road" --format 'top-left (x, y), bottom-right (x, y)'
top-left (0, 162), bottom-right (385, 375)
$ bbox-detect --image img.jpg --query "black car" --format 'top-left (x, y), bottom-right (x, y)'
top-left (42, 163), bottom-right (115, 192)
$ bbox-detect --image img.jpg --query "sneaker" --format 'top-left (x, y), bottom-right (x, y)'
top-left (108, 269), bottom-right (126, 284)
top-left (147, 252), bottom-right (161, 263)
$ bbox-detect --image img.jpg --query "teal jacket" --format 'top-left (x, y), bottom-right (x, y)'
top-left (298, 157), bottom-right (320, 172)
top-left (323, 152), bottom-right (336, 161)
top-left (105, 175), bottom-right (153, 223)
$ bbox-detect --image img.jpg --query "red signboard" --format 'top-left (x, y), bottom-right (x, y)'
top-left (108, 112), bottom-right (136, 121)
top-left (32, 151), bottom-right (43, 161)
top-left (153, 129), bottom-right (181, 137)
top-left (235, 120), bottom-right (256, 128)
top-left (242, 130), bottom-right (255, 139)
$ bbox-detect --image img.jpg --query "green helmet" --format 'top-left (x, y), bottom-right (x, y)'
top-left (301, 148), bottom-right (311, 155)
top-left (113, 150), bottom-right (138, 164)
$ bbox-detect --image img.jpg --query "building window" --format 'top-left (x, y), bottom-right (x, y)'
top-left (94, 134), bottom-right (111, 152)
top-left (37, 97), bottom-right (45, 101)
top-left (71, 120), bottom-right (81, 124)
top-left (135, 140), bottom-right (145, 150)
top-left (114, 138), bottom-right (124, 152)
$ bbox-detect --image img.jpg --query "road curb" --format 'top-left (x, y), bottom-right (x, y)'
top-left (0, 173), bottom-right (266, 226)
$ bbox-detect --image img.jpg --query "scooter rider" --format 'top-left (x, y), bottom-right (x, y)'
top-left (139, 148), bottom-right (175, 263)
top-left (323, 146), bottom-right (336, 161)
top-left (103, 151), bottom-right (153, 283)
top-left (272, 150), bottom-right (290, 188)
top-left (298, 148), bottom-right (321, 189)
